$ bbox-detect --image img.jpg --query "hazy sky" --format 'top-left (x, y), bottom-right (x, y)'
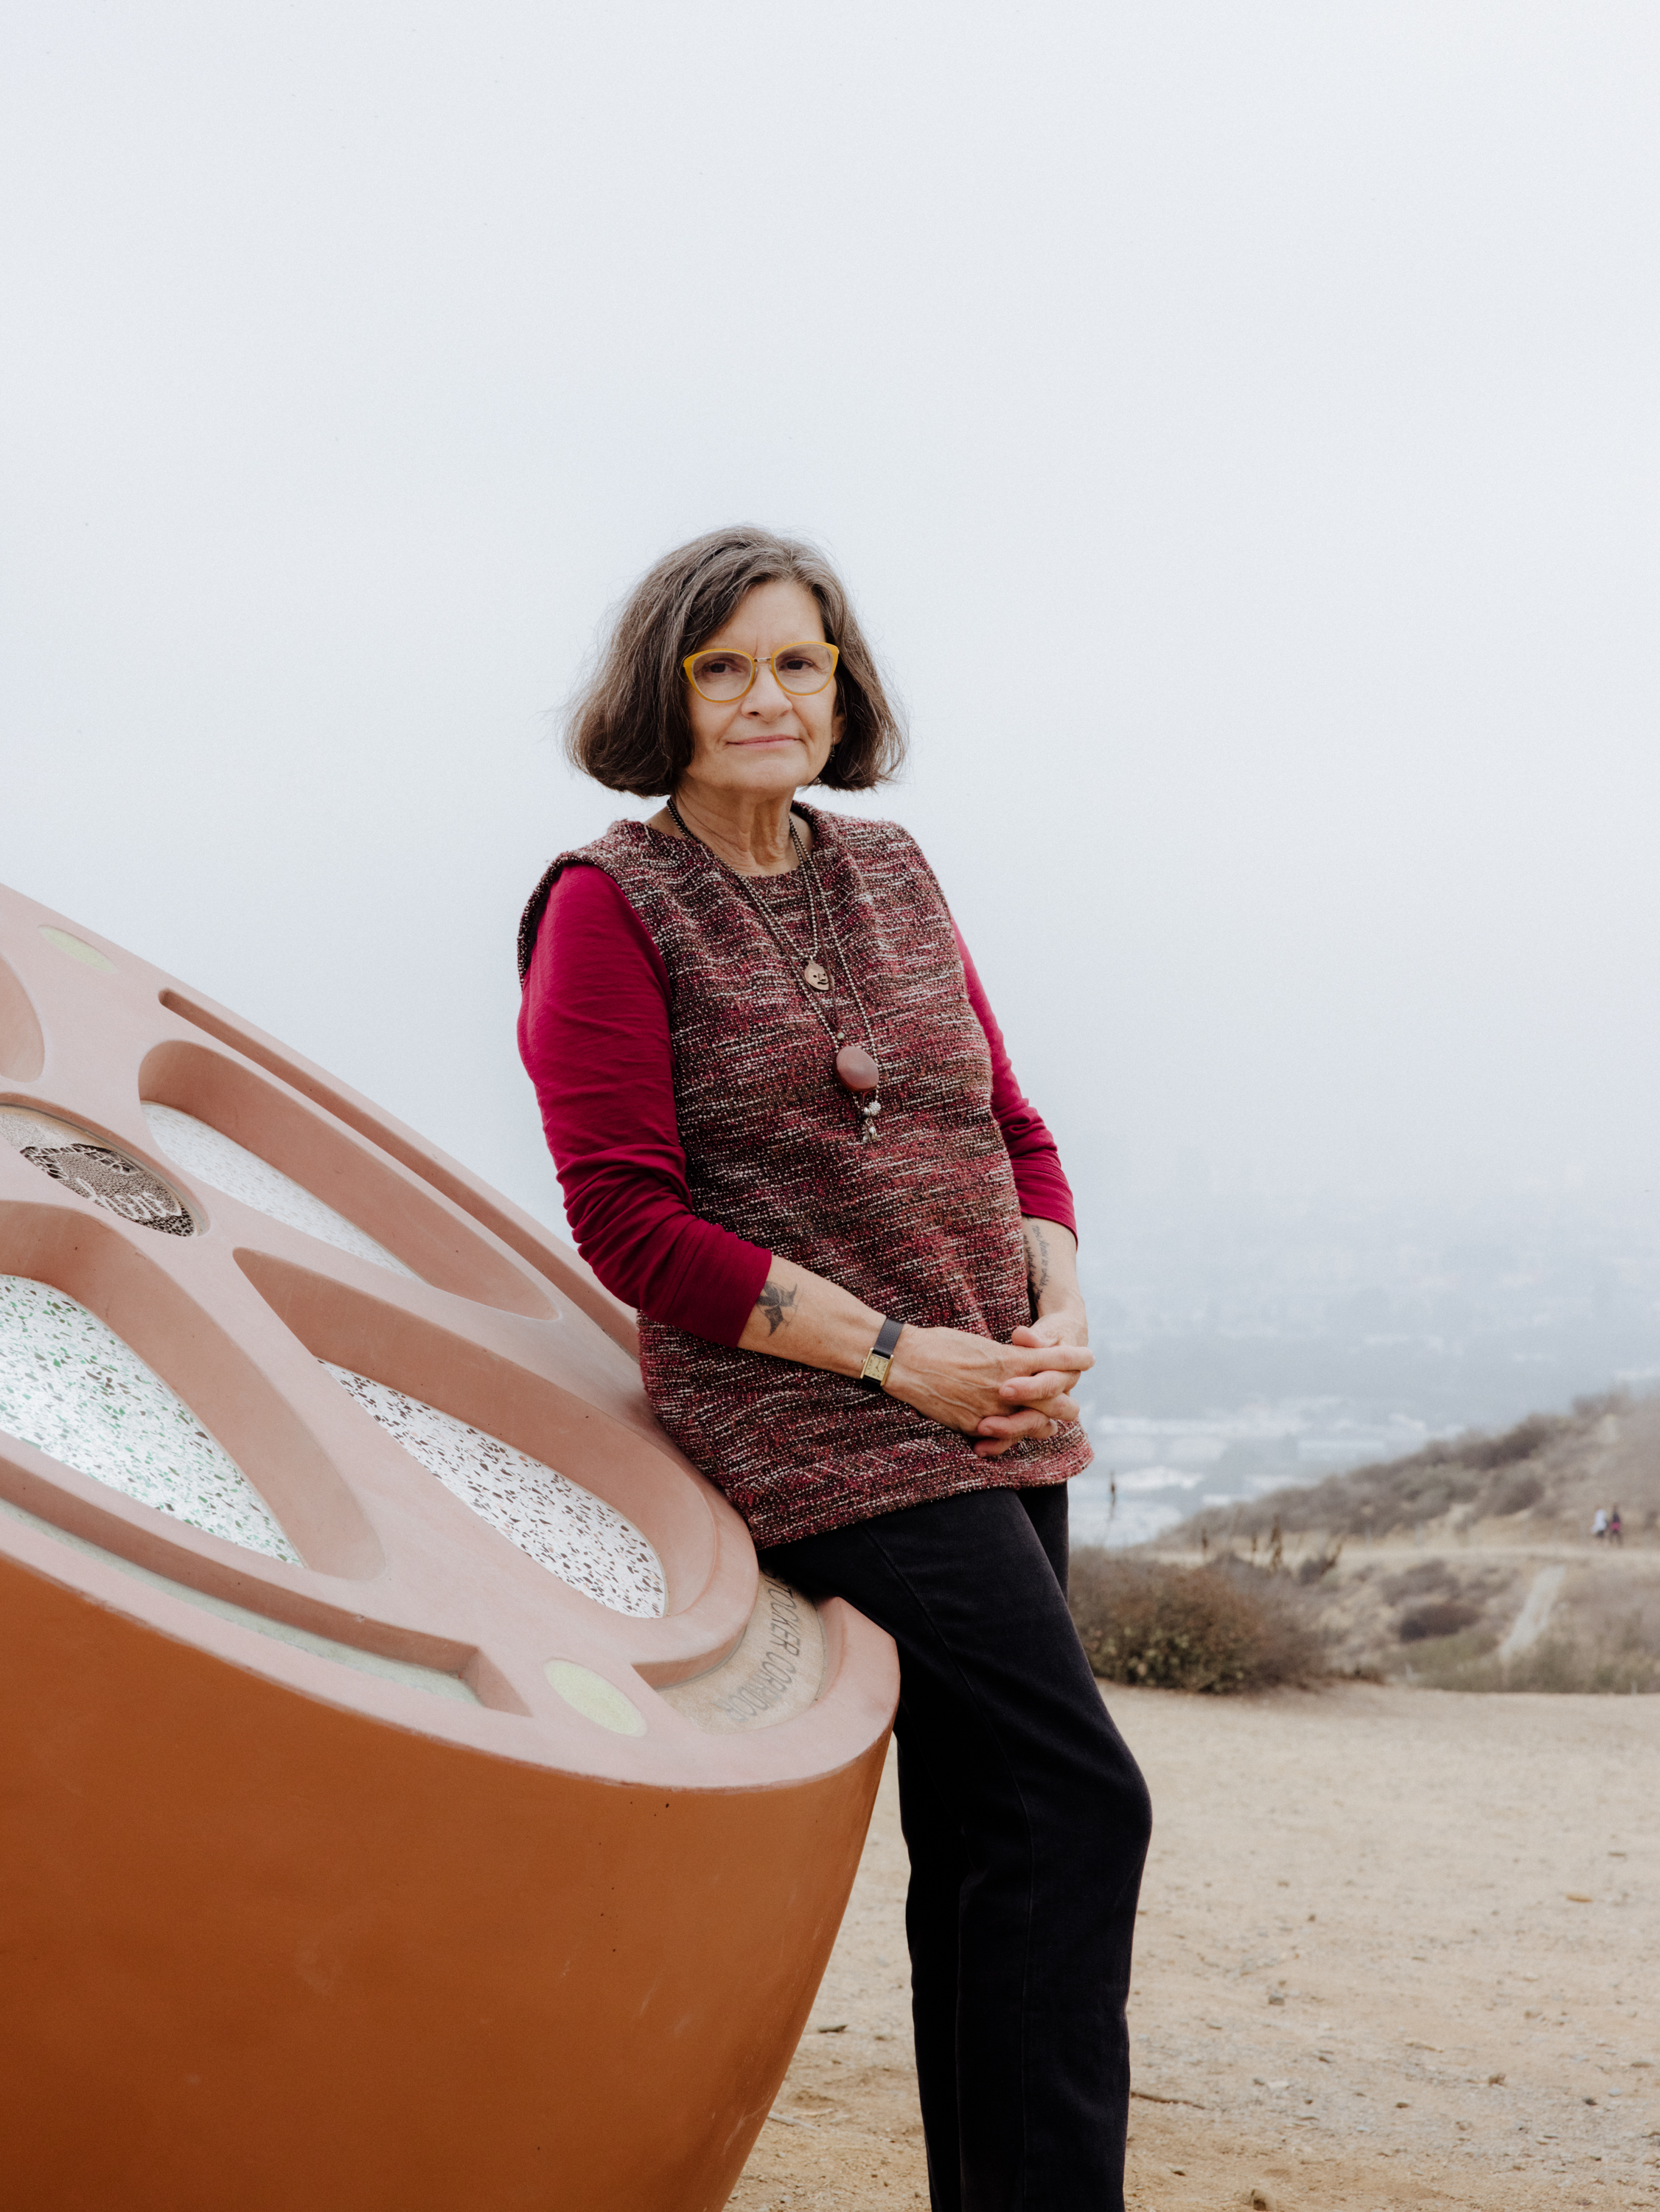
top-left (4, 2), bottom-right (1659, 1255)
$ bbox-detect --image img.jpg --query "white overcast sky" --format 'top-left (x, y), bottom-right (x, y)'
top-left (4, 2), bottom-right (1658, 1251)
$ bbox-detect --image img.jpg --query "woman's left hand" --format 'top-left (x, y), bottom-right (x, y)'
top-left (973, 1306), bottom-right (1090, 1459)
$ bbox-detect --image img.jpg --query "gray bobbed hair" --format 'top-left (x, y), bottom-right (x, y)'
top-left (564, 526), bottom-right (907, 799)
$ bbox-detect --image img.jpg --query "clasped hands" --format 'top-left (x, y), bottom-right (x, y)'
top-left (882, 1310), bottom-right (1093, 1460)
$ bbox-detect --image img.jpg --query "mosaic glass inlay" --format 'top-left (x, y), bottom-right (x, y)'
top-left (1, 1105), bottom-right (195, 1237)
top-left (324, 1365), bottom-right (666, 1618)
top-left (0, 1276), bottom-right (298, 1559)
top-left (142, 1102), bottom-right (416, 1276)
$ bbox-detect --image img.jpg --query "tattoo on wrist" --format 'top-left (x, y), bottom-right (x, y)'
top-left (756, 1282), bottom-right (798, 1336)
top-left (1024, 1222), bottom-right (1051, 1307)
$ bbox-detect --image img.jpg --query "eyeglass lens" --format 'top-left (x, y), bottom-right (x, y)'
top-left (688, 644), bottom-right (836, 700)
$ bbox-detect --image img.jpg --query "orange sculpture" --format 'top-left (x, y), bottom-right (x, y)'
top-left (0, 879), bottom-right (897, 2212)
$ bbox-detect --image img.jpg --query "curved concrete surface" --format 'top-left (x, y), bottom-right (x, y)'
top-left (0, 879), bottom-right (898, 2212)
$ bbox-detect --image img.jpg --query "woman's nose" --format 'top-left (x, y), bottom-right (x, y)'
top-left (744, 664), bottom-right (792, 714)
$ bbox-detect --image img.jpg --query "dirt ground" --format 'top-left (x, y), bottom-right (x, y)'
top-left (730, 1681), bottom-right (1660, 2211)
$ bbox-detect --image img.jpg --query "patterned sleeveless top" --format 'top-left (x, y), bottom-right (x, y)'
top-left (519, 806), bottom-right (1090, 1547)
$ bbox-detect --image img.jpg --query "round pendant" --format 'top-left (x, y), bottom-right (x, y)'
top-left (803, 959), bottom-right (831, 992)
top-left (834, 1044), bottom-right (880, 1095)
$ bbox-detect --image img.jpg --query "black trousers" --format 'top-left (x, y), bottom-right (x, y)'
top-left (762, 1483), bottom-right (1152, 2212)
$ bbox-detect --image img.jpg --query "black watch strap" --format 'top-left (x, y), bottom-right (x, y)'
top-left (858, 1313), bottom-right (905, 1392)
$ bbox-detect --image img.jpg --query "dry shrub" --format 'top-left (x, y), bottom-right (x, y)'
top-left (1068, 1550), bottom-right (1331, 1694)
top-left (1398, 1598), bottom-right (1482, 1643)
top-left (1486, 1467), bottom-right (1544, 1517)
top-left (1296, 1542), bottom-right (1345, 1586)
top-left (1457, 1413), bottom-right (1565, 1472)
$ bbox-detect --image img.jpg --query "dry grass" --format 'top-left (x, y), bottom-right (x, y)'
top-left (1395, 1601), bottom-right (1660, 1694)
top-left (1068, 1549), bottom-right (1332, 1694)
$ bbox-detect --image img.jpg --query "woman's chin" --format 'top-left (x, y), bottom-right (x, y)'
top-left (692, 758), bottom-right (815, 802)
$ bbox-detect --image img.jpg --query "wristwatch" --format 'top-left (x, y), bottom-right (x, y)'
top-left (858, 1314), bottom-right (905, 1392)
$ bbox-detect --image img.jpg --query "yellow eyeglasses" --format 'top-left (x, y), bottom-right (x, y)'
top-left (682, 641), bottom-right (840, 703)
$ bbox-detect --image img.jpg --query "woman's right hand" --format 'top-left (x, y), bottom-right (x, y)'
top-left (882, 1324), bottom-right (1093, 1453)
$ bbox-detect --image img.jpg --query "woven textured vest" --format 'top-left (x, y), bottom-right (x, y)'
top-left (520, 807), bottom-right (1090, 1547)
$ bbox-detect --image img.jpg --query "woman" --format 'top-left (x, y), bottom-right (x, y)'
top-left (518, 527), bottom-right (1151, 2212)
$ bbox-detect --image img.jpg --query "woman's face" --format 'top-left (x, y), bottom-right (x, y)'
top-left (680, 579), bottom-right (841, 805)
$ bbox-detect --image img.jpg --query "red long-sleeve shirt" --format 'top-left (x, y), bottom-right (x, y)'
top-left (518, 860), bottom-right (1075, 1348)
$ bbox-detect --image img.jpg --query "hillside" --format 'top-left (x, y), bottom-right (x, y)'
top-left (1173, 1387), bottom-right (1660, 1551)
top-left (1156, 1389), bottom-right (1660, 1688)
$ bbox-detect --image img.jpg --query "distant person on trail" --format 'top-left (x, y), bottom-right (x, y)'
top-left (1608, 1505), bottom-right (1623, 1546)
top-left (1591, 1506), bottom-right (1608, 1541)
top-left (518, 527), bottom-right (1153, 2212)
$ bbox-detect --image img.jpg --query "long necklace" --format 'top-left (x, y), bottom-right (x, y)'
top-left (664, 799), bottom-right (885, 1141)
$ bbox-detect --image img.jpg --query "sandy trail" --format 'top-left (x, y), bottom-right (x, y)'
top-left (1496, 1563), bottom-right (1566, 1656)
top-left (731, 1683), bottom-right (1660, 2211)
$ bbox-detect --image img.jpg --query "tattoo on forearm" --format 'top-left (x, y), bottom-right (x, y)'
top-left (1025, 1221), bottom-right (1051, 1307)
top-left (756, 1282), bottom-right (798, 1336)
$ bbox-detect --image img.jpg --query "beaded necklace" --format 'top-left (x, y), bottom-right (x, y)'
top-left (665, 799), bottom-right (885, 1142)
